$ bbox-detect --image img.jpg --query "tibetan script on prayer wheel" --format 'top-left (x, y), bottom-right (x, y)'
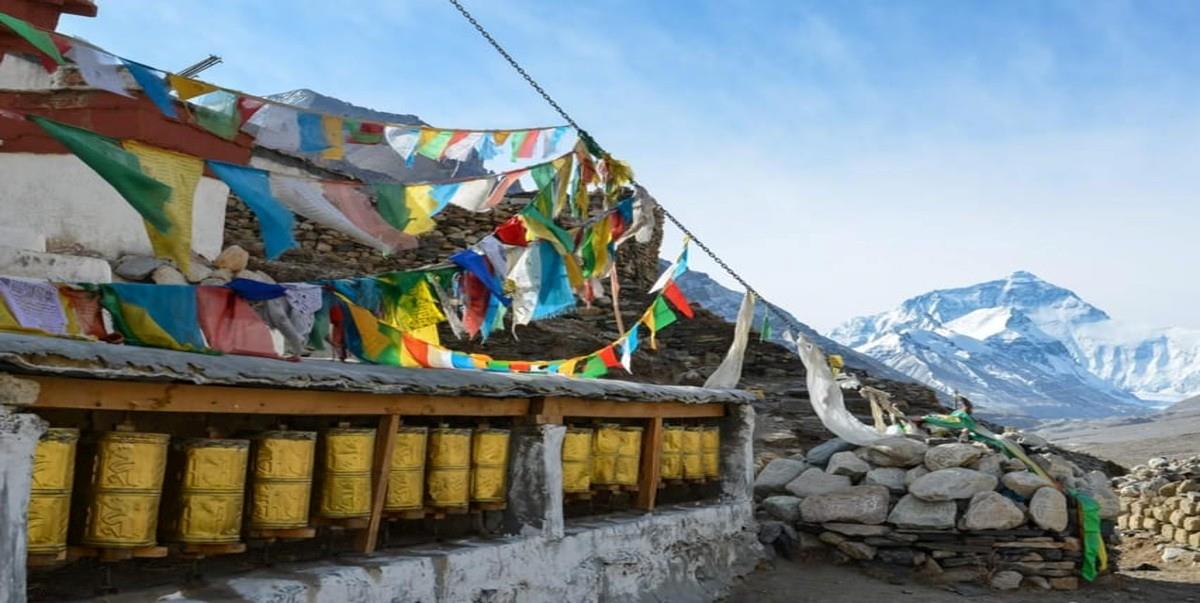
top-left (249, 431), bottom-right (316, 530)
top-left (173, 439), bottom-right (249, 544)
top-left (701, 425), bottom-right (720, 479)
top-left (561, 427), bottom-right (593, 493)
top-left (660, 425), bottom-right (686, 480)
top-left (470, 429), bottom-right (510, 503)
top-left (318, 428), bottom-right (375, 519)
top-left (682, 427), bottom-right (704, 480)
top-left (426, 427), bottom-right (471, 508)
top-left (28, 428), bottom-right (78, 555)
top-left (615, 426), bottom-right (643, 486)
top-left (82, 431), bottom-right (169, 548)
top-left (384, 426), bottom-right (428, 512)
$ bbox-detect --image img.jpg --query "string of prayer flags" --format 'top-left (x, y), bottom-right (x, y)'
top-left (121, 60), bottom-right (178, 119)
top-left (31, 116), bottom-right (174, 233)
top-left (207, 161), bottom-right (298, 259)
top-left (100, 283), bottom-right (204, 351)
top-left (0, 11), bottom-right (65, 70)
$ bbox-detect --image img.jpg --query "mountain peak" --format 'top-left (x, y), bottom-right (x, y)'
top-left (1008, 270), bottom-right (1041, 281)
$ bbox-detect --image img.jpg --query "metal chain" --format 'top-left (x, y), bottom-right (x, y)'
top-left (445, 0), bottom-right (807, 336)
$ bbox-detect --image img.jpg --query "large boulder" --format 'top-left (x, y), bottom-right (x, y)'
top-left (864, 467), bottom-right (907, 493)
top-left (754, 458), bottom-right (809, 498)
top-left (806, 438), bottom-right (855, 466)
top-left (800, 485), bottom-right (890, 524)
top-left (786, 468), bottom-right (852, 498)
top-left (909, 468), bottom-right (998, 502)
top-left (991, 570), bottom-right (1023, 591)
top-left (969, 453), bottom-right (1004, 478)
top-left (1029, 487), bottom-right (1068, 532)
top-left (1001, 471), bottom-right (1054, 499)
top-left (905, 466), bottom-right (929, 487)
top-left (888, 494), bottom-right (957, 530)
top-left (762, 495), bottom-right (803, 523)
top-left (837, 540), bottom-right (877, 561)
top-left (827, 451), bottom-right (870, 480)
top-left (855, 437), bottom-right (928, 468)
top-left (960, 491), bottom-right (1026, 531)
top-left (924, 443), bottom-right (984, 471)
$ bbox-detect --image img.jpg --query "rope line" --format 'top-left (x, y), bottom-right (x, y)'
top-left (446, 0), bottom-right (808, 337)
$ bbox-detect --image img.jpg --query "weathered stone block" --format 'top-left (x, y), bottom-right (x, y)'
top-left (800, 485), bottom-right (890, 525)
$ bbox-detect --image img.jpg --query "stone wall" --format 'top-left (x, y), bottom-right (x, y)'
top-left (1114, 456), bottom-right (1200, 559)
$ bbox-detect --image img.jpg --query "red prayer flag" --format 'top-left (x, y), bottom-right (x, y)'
top-left (402, 333), bottom-right (432, 368)
top-left (516, 129), bottom-right (541, 158)
top-left (195, 287), bottom-right (279, 357)
top-left (236, 97), bottom-right (265, 124)
top-left (58, 287), bottom-right (108, 339)
top-left (462, 272), bottom-right (490, 337)
top-left (495, 216), bottom-right (529, 246)
top-left (662, 281), bottom-right (695, 318)
top-left (509, 361), bottom-right (531, 373)
top-left (598, 344), bottom-right (622, 369)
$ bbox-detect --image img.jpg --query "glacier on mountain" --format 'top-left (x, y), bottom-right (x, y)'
top-left (830, 271), bottom-right (1200, 420)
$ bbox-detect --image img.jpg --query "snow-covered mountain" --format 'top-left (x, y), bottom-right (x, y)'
top-left (671, 264), bottom-right (916, 384)
top-left (830, 271), bottom-right (1200, 420)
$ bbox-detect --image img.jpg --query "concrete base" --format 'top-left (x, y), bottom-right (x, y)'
top-left (108, 503), bottom-right (762, 603)
top-left (0, 407), bottom-right (45, 603)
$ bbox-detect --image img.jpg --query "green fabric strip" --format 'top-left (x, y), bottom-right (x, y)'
top-left (0, 12), bottom-right (64, 66)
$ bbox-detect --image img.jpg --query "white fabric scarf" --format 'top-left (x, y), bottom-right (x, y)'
top-left (787, 331), bottom-right (887, 446)
top-left (704, 291), bottom-right (755, 389)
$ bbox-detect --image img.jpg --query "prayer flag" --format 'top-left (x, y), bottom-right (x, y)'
top-left (371, 183), bottom-right (410, 231)
top-left (167, 74), bottom-right (217, 101)
top-left (320, 115), bottom-right (345, 160)
top-left (620, 325), bottom-right (639, 372)
top-left (399, 184), bottom-right (439, 235)
top-left (598, 344), bottom-right (621, 370)
top-left (101, 283), bottom-right (204, 351)
top-left (65, 45), bottom-right (132, 97)
top-left (244, 104), bottom-right (301, 152)
top-left (516, 128), bottom-right (541, 158)
top-left (385, 127), bottom-right (421, 162)
top-left (31, 116), bottom-right (173, 232)
top-left (759, 314), bottom-right (773, 342)
top-left (0, 277), bottom-right (67, 335)
top-left (122, 140), bottom-right (202, 271)
top-left (416, 129), bottom-right (453, 160)
top-left (297, 112), bottom-right (330, 153)
top-left (192, 91), bottom-right (240, 140)
top-left (444, 131), bottom-right (482, 161)
top-left (644, 296), bottom-right (677, 349)
top-left (269, 174), bottom-right (394, 253)
top-left (236, 97), bottom-right (265, 124)
top-left (195, 286), bottom-right (278, 357)
top-left (446, 177), bottom-right (495, 212)
top-left (0, 11), bottom-right (64, 68)
top-left (662, 281), bottom-right (694, 318)
top-left (58, 287), bottom-right (107, 339)
top-left (508, 130), bottom-right (530, 160)
top-left (121, 61), bottom-right (177, 119)
top-left (207, 161), bottom-right (297, 259)
top-left (580, 354), bottom-right (607, 378)
top-left (344, 119), bottom-right (384, 144)
top-left (322, 181), bottom-right (416, 252)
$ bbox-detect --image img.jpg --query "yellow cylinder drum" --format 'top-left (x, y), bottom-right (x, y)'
top-left (471, 428), bottom-right (510, 503)
top-left (590, 424), bottom-right (622, 486)
top-left (82, 431), bottom-right (169, 548)
top-left (249, 431), bottom-right (316, 530)
top-left (385, 426), bottom-right (427, 512)
top-left (561, 427), bottom-right (593, 493)
top-left (318, 428), bottom-right (375, 519)
top-left (27, 428), bottom-right (78, 555)
top-left (701, 426), bottom-right (720, 479)
top-left (660, 425), bottom-right (685, 480)
top-left (615, 426), bottom-right (643, 486)
top-left (426, 427), bottom-right (471, 508)
top-left (174, 439), bottom-right (249, 544)
top-left (682, 427), bottom-right (704, 480)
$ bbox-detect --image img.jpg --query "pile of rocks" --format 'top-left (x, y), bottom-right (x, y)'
top-left (1114, 455), bottom-right (1200, 561)
top-left (111, 245), bottom-right (264, 286)
top-left (755, 435), bottom-right (1119, 591)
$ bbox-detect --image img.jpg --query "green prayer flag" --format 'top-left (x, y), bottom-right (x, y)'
top-left (521, 204), bottom-right (575, 254)
top-left (759, 315), bottom-right (773, 342)
top-left (372, 183), bottom-right (411, 231)
top-left (416, 130), bottom-right (453, 160)
top-left (193, 92), bottom-right (240, 140)
top-left (651, 297), bottom-right (677, 331)
top-left (31, 116), bottom-right (173, 232)
top-left (581, 355), bottom-right (608, 378)
top-left (1071, 491), bottom-right (1104, 581)
top-left (0, 12), bottom-right (64, 66)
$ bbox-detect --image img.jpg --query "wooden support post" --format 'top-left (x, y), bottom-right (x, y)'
top-left (355, 414), bottom-right (399, 554)
top-left (634, 417), bottom-right (663, 510)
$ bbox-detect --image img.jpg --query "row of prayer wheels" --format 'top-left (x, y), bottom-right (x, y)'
top-left (561, 423), bottom-right (719, 493)
top-left (26, 424), bottom-right (511, 557)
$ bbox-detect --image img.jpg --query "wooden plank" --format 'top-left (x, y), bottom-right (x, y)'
top-left (26, 376), bottom-right (529, 416)
top-left (542, 397), bottom-right (726, 419)
top-left (355, 414), bottom-right (400, 554)
top-left (634, 417), bottom-right (663, 510)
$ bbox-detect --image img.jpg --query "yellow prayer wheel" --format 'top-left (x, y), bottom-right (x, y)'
top-left (318, 428), bottom-right (375, 519)
top-left (660, 425), bottom-right (686, 481)
top-left (384, 426), bottom-right (427, 512)
top-left (471, 428), bottom-right (510, 503)
top-left (27, 428), bottom-right (78, 555)
top-left (701, 425), bottom-right (720, 479)
top-left (249, 431), bottom-right (316, 530)
top-left (426, 427), bottom-right (471, 508)
top-left (561, 427), bottom-right (593, 493)
top-left (591, 424), bottom-right (622, 486)
top-left (682, 427), bottom-right (704, 480)
top-left (82, 431), bottom-right (169, 548)
top-left (615, 426), bottom-right (643, 486)
top-left (173, 439), bottom-right (249, 544)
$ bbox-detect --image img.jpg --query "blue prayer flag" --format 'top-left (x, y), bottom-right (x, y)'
top-left (207, 161), bottom-right (297, 259)
top-left (122, 61), bottom-right (177, 119)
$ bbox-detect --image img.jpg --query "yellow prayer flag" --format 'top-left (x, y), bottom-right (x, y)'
top-left (321, 115), bottom-right (345, 160)
top-left (402, 185), bottom-right (439, 235)
top-left (398, 323), bottom-right (440, 368)
top-left (167, 74), bottom-right (218, 101)
top-left (121, 140), bottom-right (202, 271)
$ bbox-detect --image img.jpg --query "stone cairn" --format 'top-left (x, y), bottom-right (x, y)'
top-left (1114, 455), bottom-right (1200, 564)
top-left (754, 434), bottom-right (1120, 592)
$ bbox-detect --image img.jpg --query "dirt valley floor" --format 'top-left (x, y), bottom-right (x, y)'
top-left (725, 550), bottom-right (1200, 602)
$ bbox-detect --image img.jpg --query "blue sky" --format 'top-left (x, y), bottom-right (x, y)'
top-left (60, 1), bottom-right (1200, 332)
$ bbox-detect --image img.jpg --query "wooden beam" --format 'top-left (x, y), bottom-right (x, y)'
top-left (634, 417), bottom-right (663, 510)
top-left (542, 397), bottom-right (726, 419)
top-left (356, 414), bottom-right (400, 554)
top-left (25, 376), bottom-right (529, 416)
